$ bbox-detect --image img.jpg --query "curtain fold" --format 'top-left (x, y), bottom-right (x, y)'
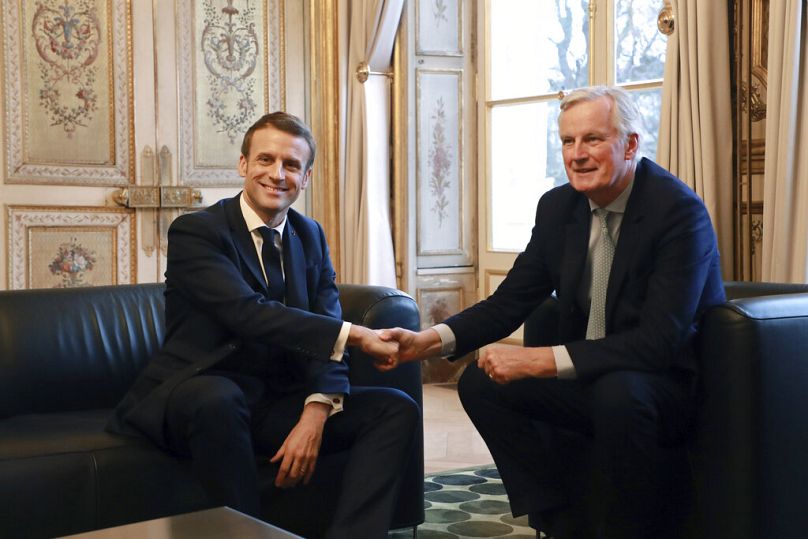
top-left (342, 0), bottom-right (404, 286)
top-left (761, 0), bottom-right (808, 283)
top-left (657, 0), bottom-right (734, 279)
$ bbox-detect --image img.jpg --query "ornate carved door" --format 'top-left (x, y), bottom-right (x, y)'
top-left (1, 0), bottom-right (291, 289)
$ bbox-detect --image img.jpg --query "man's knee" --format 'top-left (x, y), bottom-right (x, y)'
top-left (589, 371), bottom-right (658, 417)
top-left (457, 361), bottom-right (489, 409)
top-left (171, 376), bottom-right (250, 426)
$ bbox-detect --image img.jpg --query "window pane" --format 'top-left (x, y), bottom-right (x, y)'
top-left (490, 102), bottom-right (566, 251)
top-left (490, 0), bottom-right (589, 100)
top-left (630, 88), bottom-right (662, 161)
top-left (614, 0), bottom-right (667, 84)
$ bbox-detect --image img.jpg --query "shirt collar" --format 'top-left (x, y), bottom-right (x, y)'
top-left (239, 192), bottom-right (286, 236)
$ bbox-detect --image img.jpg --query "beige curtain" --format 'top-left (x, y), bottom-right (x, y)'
top-left (761, 0), bottom-right (808, 283)
top-left (342, 0), bottom-right (404, 286)
top-left (657, 0), bottom-right (734, 279)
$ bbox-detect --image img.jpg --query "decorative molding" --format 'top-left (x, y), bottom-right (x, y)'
top-left (739, 138), bottom-right (765, 174)
top-left (6, 205), bottom-right (136, 289)
top-left (3, 0), bottom-right (134, 185)
top-left (176, 0), bottom-right (284, 187)
top-left (416, 0), bottom-right (462, 56)
top-left (416, 68), bottom-right (464, 257)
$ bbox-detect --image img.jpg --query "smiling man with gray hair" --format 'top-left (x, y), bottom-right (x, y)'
top-left (380, 85), bottom-right (725, 538)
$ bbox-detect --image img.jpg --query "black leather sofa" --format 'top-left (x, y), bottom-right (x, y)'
top-left (0, 283), bottom-right (424, 538)
top-left (524, 281), bottom-right (808, 539)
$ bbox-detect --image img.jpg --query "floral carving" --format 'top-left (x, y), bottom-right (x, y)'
top-left (432, 0), bottom-right (448, 25)
top-left (32, 0), bottom-right (102, 137)
top-left (201, 0), bottom-right (259, 143)
top-left (428, 97), bottom-right (452, 226)
top-left (427, 297), bottom-right (451, 325)
top-left (48, 237), bottom-right (97, 287)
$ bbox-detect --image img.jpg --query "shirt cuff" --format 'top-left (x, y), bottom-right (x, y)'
top-left (330, 322), bottom-right (351, 362)
top-left (305, 393), bottom-right (344, 416)
top-left (432, 323), bottom-right (457, 357)
top-left (552, 345), bottom-right (577, 379)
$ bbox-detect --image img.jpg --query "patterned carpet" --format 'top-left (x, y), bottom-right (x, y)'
top-left (389, 465), bottom-right (538, 538)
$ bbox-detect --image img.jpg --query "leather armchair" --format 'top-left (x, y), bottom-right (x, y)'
top-left (522, 281), bottom-right (808, 539)
top-left (0, 283), bottom-right (424, 538)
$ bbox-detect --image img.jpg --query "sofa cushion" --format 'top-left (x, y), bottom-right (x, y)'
top-left (0, 284), bottom-right (165, 417)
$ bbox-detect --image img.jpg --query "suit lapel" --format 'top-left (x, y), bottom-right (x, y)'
top-left (559, 195), bottom-right (591, 304)
top-left (225, 194), bottom-right (267, 291)
top-left (282, 220), bottom-right (309, 309)
top-left (605, 168), bottom-right (647, 321)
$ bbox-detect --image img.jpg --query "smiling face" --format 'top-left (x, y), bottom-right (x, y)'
top-left (239, 125), bottom-right (312, 227)
top-left (559, 95), bottom-right (638, 207)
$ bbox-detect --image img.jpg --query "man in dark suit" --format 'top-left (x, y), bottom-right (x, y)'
top-left (379, 86), bottom-right (725, 538)
top-left (108, 112), bottom-right (418, 538)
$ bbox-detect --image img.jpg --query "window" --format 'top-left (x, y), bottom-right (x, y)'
top-left (485, 0), bottom-right (667, 252)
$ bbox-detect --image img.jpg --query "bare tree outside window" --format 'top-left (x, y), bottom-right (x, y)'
top-left (487, 0), bottom-right (666, 252)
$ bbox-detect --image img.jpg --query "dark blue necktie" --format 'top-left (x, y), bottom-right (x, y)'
top-left (259, 228), bottom-right (285, 303)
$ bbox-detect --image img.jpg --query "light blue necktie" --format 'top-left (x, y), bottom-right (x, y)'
top-left (586, 208), bottom-right (615, 340)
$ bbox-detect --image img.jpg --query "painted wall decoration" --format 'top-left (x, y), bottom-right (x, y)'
top-left (416, 0), bottom-right (461, 56)
top-left (6, 205), bottom-right (135, 289)
top-left (417, 69), bottom-right (462, 256)
top-left (2, 0), bottom-right (134, 185)
top-left (415, 272), bottom-right (475, 383)
top-left (177, 0), bottom-right (284, 186)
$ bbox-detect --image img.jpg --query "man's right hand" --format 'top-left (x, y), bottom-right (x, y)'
top-left (347, 324), bottom-right (399, 368)
top-left (375, 327), bottom-right (443, 371)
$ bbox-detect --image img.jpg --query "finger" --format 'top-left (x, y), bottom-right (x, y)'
top-left (304, 462), bottom-right (316, 484)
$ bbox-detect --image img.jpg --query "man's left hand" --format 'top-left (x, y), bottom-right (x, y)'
top-left (270, 402), bottom-right (329, 488)
top-left (478, 343), bottom-right (557, 384)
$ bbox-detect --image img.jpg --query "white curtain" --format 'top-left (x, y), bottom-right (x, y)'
top-left (761, 0), bottom-right (808, 283)
top-left (657, 0), bottom-right (734, 279)
top-left (342, 0), bottom-right (404, 287)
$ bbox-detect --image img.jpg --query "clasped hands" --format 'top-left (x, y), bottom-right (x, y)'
top-left (366, 327), bottom-right (557, 383)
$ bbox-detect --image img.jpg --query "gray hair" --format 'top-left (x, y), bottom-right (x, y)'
top-left (559, 86), bottom-right (641, 158)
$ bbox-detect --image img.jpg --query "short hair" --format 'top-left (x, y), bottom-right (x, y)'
top-left (559, 85), bottom-right (641, 155)
top-left (240, 111), bottom-right (317, 171)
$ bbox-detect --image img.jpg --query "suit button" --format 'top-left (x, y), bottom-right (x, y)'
top-left (332, 397), bottom-right (341, 404)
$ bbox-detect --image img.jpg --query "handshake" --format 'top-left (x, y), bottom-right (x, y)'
top-left (348, 324), bottom-right (559, 383)
top-left (347, 325), bottom-right (443, 372)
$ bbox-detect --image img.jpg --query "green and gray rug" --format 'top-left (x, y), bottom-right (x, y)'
top-left (389, 465), bottom-right (537, 538)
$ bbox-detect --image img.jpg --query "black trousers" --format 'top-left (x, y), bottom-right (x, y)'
top-left (164, 374), bottom-right (419, 539)
top-left (458, 362), bottom-right (695, 539)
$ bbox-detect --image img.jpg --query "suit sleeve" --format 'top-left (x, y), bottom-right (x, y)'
top-left (165, 212), bottom-right (343, 362)
top-left (301, 222), bottom-right (351, 394)
top-left (444, 196), bottom-right (556, 357)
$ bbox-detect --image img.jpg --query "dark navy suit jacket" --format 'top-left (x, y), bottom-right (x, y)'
top-left (108, 194), bottom-right (349, 448)
top-left (445, 158), bottom-right (726, 382)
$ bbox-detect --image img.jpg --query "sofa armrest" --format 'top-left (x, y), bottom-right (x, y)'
top-left (336, 284), bottom-right (424, 530)
top-left (724, 280), bottom-right (808, 300)
top-left (337, 284), bottom-right (422, 398)
top-left (695, 292), bottom-right (808, 538)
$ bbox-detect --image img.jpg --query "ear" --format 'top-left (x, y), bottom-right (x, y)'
top-left (624, 133), bottom-right (639, 160)
top-left (238, 154), bottom-right (248, 178)
top-left (301, 168), bottom-right (312, 190)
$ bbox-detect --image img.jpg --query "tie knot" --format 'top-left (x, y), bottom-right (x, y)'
top-left (259, 227), bottom-right (279, 248)
top-left (593, 207), bottom-right (609, 221)
top-left (594, 208), bottom-right (610, 232)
